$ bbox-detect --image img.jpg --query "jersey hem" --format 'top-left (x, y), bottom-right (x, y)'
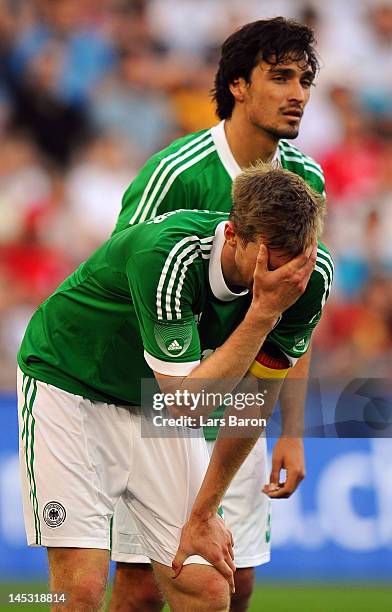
top-left (234, 552), bottom-right (271, 568)
top-left (17, 361), bottom-right (137, 406)
top-left (27, 536), bottom-right (110, 549)
top-left (144, 351), bottom-right (200, 376)
top-left (111, 552), bottom-right (150, 563)
top-left (110, 550), bottom-right (271, 567)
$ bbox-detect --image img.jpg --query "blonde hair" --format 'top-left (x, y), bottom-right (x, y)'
top-left (229, 162), bottom-right (325, 255)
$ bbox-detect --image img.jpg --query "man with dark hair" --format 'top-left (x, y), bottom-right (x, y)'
top-left (110, 16), bottom-right (326, 611)
top-left (18, 164), bottom-right (332, 612)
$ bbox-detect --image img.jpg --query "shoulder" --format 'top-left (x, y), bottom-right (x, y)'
top-left (309, 242), bottom-right (334, 305)
top-left (279, 140), bottom-right (325, 195)
top-left (131, 127), bottom-right (220, 197)
top-left (148, 128), bottom-right (217, 174)
top-left (124, 209), bottom-right (225, 255)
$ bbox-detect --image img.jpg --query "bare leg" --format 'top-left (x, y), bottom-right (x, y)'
top-left (109, 562), bottom-right (165, 611)
top-left (48, 548), bottom-right (109, 612)
top-left (231, 568), bottom-right (255, 612)
top-left (152, 561), bottom-right (230, 612)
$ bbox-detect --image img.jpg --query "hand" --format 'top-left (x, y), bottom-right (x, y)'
top-left (172, 512), bottom-right (236, 593)
top-left (250, 243), bottom-right (317, 323)
top-left (263, 437), bottom-right (305, 499)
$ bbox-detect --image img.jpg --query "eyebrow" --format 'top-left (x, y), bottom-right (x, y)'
top-left (268, 67), bottom-right (315, 80)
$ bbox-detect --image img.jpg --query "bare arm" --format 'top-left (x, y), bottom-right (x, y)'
top-left (158, 243), bottom-right (317, 418)
top-left (155, 243), bottom-right (316, 588)
top-left (264, 345), bottom-right (311, 498)
top-left (171, 375), bottom-right (284, 591)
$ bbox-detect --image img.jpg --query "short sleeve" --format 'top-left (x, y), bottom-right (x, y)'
top-left (126, 248), bottom-right (201, 376)
top-left (112, 155), bottom-right (190, 235)
top-left (267, 245), bottom-right (334, 364)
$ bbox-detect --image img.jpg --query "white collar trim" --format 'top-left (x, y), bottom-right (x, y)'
top-left (209, 221), bottom-right (249, 302)
top-left (210, 121), bottom-right (241, 179)
top-left (211, 120), bottom-right (281, 175)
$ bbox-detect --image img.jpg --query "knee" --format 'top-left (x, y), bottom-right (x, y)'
top-left (110, 564), bottom-right (164, 611)
top-left (69, 574), bottom-right (107, 610)
top-left (231, 568), bottom-right (254, 611)
top-left (133, 576), bottom-right (164, 610)
top-left (199, 573), bottom-right (230, 611)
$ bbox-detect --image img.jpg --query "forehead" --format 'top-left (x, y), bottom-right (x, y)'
top-left (256, 56), bottom-right (314, 76)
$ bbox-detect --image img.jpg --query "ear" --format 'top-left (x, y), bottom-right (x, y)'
top-left (224, 221), bottom-right (237, 247)
top-left (228, 77), bottom-right (248, 103)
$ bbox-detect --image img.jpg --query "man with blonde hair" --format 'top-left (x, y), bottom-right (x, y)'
top-left (110, 15), bottom-right (328, 612)
top-left (18, 164), bottom-right (332, 611)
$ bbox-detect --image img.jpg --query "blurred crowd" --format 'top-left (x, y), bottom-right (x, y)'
top-left (0, 0), bottom-right (391, 387)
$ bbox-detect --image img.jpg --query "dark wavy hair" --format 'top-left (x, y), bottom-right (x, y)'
top-left (212, 17), bottom-right (319, 120)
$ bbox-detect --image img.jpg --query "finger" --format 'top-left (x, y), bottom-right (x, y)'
top-left (266, 480), bottom-right (296, 498)
top-left (262, 482), bottom-right (280, 496)
top-left (228, 541), bottom-right (234, 560)
top-left (172, 549), bottom-right (187, 579)
top-left (269, 460), bottom-right (281, 485)
top-left (304, 241), bottom-right (317, 261)
top-left (280, 470), bottom-right (298, 496)
top-left (254, 243), bottom-right (269, 273)
top-left (302, 245), bottom-right (318, 275)
top-left (213, 559), bottom-right (236, 594)
top-left (288, 242), bottom-right (317, 273)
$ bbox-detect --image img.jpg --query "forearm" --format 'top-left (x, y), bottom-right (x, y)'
top-left (279, 344), bottom-right (312, 436)
top-left (162, 309), bottom-right (277, 417)
top-left (191, 436), bottom-right (259, 519)
top-left (190, 377), bottom-right (283, 517)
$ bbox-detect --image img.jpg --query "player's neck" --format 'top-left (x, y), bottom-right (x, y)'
top-left (224, 114), bottom-right (278, 168)
top-left (221, 242), bottom-right (245, 291)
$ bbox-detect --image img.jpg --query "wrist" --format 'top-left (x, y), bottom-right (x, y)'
top-left (245, 306), bottom-right (278, 330)
top-left (279, 432), bottom-right (304, 442)
top-left (189, 504), bottom-right (218, 523)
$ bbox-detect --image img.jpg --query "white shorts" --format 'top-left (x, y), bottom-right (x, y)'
top-left (112, 437), bottom-right (271, 568)
top-left (17, 368), bottom-right (210, 567)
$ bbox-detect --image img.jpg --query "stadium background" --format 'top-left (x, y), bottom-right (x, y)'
top-left (0, 0), bottom-right (391, 609)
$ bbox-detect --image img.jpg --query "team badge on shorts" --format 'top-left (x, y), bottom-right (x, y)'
top-left (43, 501), bottom-right (67, 528)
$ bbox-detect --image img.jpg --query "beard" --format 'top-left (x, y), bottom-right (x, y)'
top-left (263, 123), bottom-right (300, 140)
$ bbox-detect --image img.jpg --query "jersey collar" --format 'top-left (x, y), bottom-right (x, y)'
top-left (210, 120), bottom-right (281, 178)
top-left (209, 221), bottom-right (249, 302)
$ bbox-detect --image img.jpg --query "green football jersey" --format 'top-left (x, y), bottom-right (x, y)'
top-left (113, 121), bottom-right (325, 235)
top-left (18, 210), bottom-right (332, 408)
top-left (112, 120), bottom-right (328, 437)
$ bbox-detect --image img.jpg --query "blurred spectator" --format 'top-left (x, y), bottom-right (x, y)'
top-left (320, 88), bottom-right (383, 204)
top-left (10, 0), bottom-right (115, 105)
top-left (0, 165), bottom-right (73, 386)
top-left (313, 277), bottom-right (392, 378)
top-left (106, 0), bottom-right (159, 56)
top-left (7, 41), bottom-right (92, 166)
top-left (146, 0), bottom-right (230, 57)
top-left (0, 133), bottom-right (52, 242)
top-left (64, 133), bottom-right (137, 258)
top-left (91, 48), bottom-right (178, 159)
top-left (0, 0), bottom-right (391, 387)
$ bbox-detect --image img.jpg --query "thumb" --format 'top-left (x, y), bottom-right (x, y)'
top-left (172, 549), bottom-right (187, 579)
top-left (269, 457), bottom-right (281, 486)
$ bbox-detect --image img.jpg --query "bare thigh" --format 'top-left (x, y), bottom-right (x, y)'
top-left (152, 560), bottom-right (230, 612)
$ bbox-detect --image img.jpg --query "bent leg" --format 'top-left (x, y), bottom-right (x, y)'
top-left (152, 561), bottom-right (230, 612)
top-left (231, 567), bottom-right (255, 612)
top-left (109, 562), bottom-right (164, 612)
top-left (48, 548), bottom-right (109, 612)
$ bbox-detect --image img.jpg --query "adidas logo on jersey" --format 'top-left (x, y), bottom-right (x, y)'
top-left (167, 340), bottom-right (183, 352)
top-left (293, 336), bottom-right (309, 351)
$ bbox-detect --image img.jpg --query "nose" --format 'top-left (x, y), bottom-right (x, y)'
top-left (288, 79), bottom-right (306, 104)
